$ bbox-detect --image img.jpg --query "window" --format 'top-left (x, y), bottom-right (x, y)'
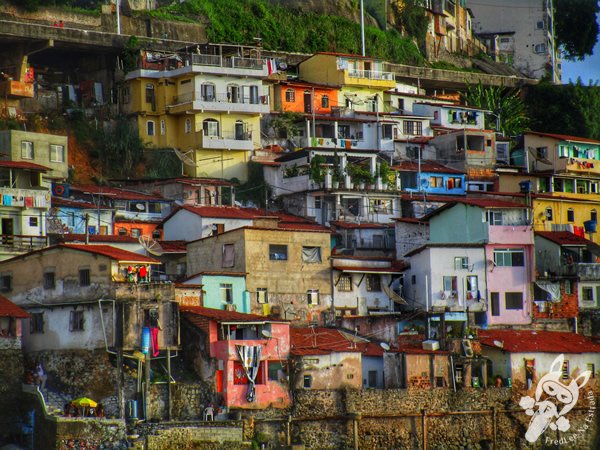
top-left (486, 210), bottom-right (503, 225)
top-left (411, 275), bottom-right (416, 285)
top-left (534, 43), bottom-right (546, 54)
top-left (592, 210), bottom-right (597, 223)
top-left (285, 89), bottom-right (295, 102)
top-left (397, 98), bottom-right (405, 111)
top-left (366, 274), bottom-right (381, 292)
top-left (268, 361), bottom-right (286, 381)
top-left (382, 124), bottom-right (393, 140)
top-left (50, 145), bottom-right (65, 163)
top-left (130, 228), bottom-right (141, 238)
top-left (321, 95), bottom-right (329, 108)
top-left (43, 272), bottom-right (55, 290)
top-left (21, 141), bottom-right (34, 159)
top-left (269, 244), bottom-right (288, 261)
top-left (146, 120), bottom-right (155, 136)
top-left (222, 244), bottom-right (235, 268)
top-left (145, 83), bottom-right (155, 103)
top-left (201, 83), bottom-right (215, 101)
top-left (302, 246), bottom-right (322, 263)
top-left (220, 283), bottom-right (233, 304)
top-left (314, 196), bottom-right (322, 209)
top-left (429, 176), bottom-right (443, 187)
top-left (0, 274), bottom-right (12, 292)
top-left (582, 286), bottom-right (594, 302)
top-left (447, 177), bottom-right (462, 189)
top-left (491, 292), bottom-right (500, 316)
top-left (545, 207), bottom-right (553, 221)
top-left (257, 288), bottom-right (268, 304)
top-left (79, 268), bottom-right (90, 287)
top-left (562, 360), bottom-right (570, 379)
top-left (536, 147), bottom-right (548, 159)
top-left (505, 292), bottom-right (523, 310)
top-left (29, 217), bottom-right (38, 227)
top-left (567, 208), bottom-right (575, 222)
top-left (466, 275), bottom-right (478, 299)
top-left (564, 279), bottom-right (573, 295)
top-left (307, 289), bottom-right (319, 306)
top-left (367, 370), bottom-right (378, 388)
top-left (152, 229), bottom-right (161, 239)
top-left (403, 120), bottom-right (423, 135)
top-left (184, 118), bottom-right (192, 134)
top-left (160, 119), bottom-right (166, 135)
top-left (30, 312), bottom-right (44, 334)
top-left (494, 249), bottom-right (525, 267)
top-left (454, 257), bottom-right (468, 270)
top-left (203, 119), bottom-right (219, 137)
top-left (69, 310), bottom-right (84, 332)
top-left (443, 276), bottom-right (457, 292)
top-left (118, 227), bottom-right (127, 236)
top-left (303, 374), bottom-right (312, 388)
top-left (536, 20), bottom-right (545, 29)
top-left (558, 145), bottom-right (569, 158)
top-left (337, 274), bottom-right (353, 292)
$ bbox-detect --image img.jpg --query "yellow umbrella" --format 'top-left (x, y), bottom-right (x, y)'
top-left (71, 397), bottom-right (97, 408)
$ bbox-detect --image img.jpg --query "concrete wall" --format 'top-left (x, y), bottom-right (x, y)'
top-left (294, 352), bottom-right (363, 390)
top-left (429, 203), bottom-right (488, 244)
top-left (163, 209), bottom-right (252, 242)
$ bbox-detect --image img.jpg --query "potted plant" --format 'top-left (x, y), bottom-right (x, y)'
top-left (309, 155), bottom-right (326, 188)
top-left (378, 161), bottom-right (391, 190)
top-left (347, 164), bottom-right (374, 190)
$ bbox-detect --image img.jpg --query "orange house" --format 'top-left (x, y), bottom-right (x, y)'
top-left (115, 221), bottom-right (162, 240)
top-left (272, 81), bottom-right (339, 115)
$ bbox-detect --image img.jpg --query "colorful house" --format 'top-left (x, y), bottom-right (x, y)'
top-left (271, 80), bottom-right (338, 114)
top-left (122, 44), bottom-right (269, 182)
top-left (48, 196), bottom-right (113, 236)
top-left (394, 160), bottom-right (466, 195)
top-left (0, 294), bottom-right (29, 349)
top-left (478, 329), bottom-right (600, 392)
top-left (178, 271), bottom-right (248, 313)
top-left (181, 306), bottom-right (290, 409)
top-left (186, 218), bottom-right (332, 324)
top-left (298, 52), bottom-right (395, 114)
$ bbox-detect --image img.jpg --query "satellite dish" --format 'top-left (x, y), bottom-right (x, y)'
top-left (277, 62), bottom-right (288, 71)
top-left (380, 342), bottom-right (390, 351)
top-left (135, 203), bottom-right (145, 211)
top-left (173, 148), bottom-right (197, 167)
top-left (261, 330), bottom-right (272, 339)
top-left (493, 340), bottom-right (504, 348)
top-left (139, 235), bottom-right (164, 256)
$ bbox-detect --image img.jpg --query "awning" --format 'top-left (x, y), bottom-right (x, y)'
top-left (535, 281), bottom-right (561, 302)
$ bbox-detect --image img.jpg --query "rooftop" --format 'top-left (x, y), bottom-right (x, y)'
top-left (535, 231), bottom-right (596, 247)
top-left (0, 295), bottom-right (30, 318)
top-left (290, 327), bottom-right (383, 356)
top-left (525, 131), bottom-right (600, 146)
top-left (70, 184), bottom-right (166, 201)
top-left (478, 329), bottom-right (600, 353)
top-left (181, 305), bottom-right (286, 324)
top-left (393, 160), bottom-right (465, 174)
top-left (0, 160), bottom-right (50, 172)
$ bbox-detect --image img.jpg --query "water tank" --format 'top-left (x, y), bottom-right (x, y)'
top-left (584, 220), bottom-right (597, 233)
top-left (141, 327), bottom-right (150, 355)
top-left (519, 180), bottom-right (532, 193)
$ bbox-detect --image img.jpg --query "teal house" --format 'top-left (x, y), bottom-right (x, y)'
top-left (180, 271), bottom-right (249, 313)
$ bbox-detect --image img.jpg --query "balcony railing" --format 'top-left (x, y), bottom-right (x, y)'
top-left (347, 69), bottom-right (395, 81)
top-left (0, 234), bottom-right (47, 251)
top-left (188, 54), bottom-right (265, 71)
top-left (112, 281), bottom-right (175, 301)
top-left (173, 92), bottom-right (269, 106)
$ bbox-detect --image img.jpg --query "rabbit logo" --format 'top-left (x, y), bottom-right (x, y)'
top-left (519, 354), bottom-right (591, 443)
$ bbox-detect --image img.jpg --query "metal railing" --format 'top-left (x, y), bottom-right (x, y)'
top-left (173, 92), bottom-right (269, 106)
top-left (0, 234), bottom-right (47, 250)
top-left (203, 130), bottom-right (253, 141)
top-left (188, 54), bottom-right (265, 70)
top-left (347, 69), bottom-right (395, 81)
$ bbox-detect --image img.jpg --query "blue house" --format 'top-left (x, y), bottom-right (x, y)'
top-left (49, 197), bottom-right (114, 235)
top-left (179, 271), bottom-right (249, 313)
top-left (395, 160), bottom-right (466, 195)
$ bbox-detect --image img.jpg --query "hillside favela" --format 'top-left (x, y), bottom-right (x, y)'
top-left (0, 0), bottom-right (599, 449)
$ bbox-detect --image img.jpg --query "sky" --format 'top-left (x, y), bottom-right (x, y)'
top-left (560, 14), bottom-right (600, 85)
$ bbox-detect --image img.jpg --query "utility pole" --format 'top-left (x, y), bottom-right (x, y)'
top-left (360, 0), bottom-right (366, 56)
top-left (84, 214), bottom-right (90, 244)
top-left (116, 0), bottom-right (121, 35)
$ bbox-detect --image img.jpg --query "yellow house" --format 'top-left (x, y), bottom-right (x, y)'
top-left (122, 46), bottom-right (270, 182)
top-left (531, 195), bottom-right (600, 242)
top-left (298, 53), bottom-right (395, 113)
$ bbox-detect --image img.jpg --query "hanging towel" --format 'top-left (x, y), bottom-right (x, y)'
top-left (25, 196), bottom-right (33, 207)
top-left (3, 195), bottom-right (11, 206)
top-left (150, 326), bottom-right (160, 357)
top-left (345, 139), bottom-right (351, 149)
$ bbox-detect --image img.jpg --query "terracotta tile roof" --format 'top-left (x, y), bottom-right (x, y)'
top-left (51, 197), bottom-right (107, 209)
top-left (0, 295), bottom-right (30, 318)
top-left (332, 265), bottom-right (406, 273)
top-left (59, 234), bottom-right (138, 244)
top-left (59, 244), bottom-right (160, 263)
top-left (535, 231), bottom-right (594, 246)
top-left (525, 131), bottom-right (600, 145)
top-left (331, 221), bottom-right (392, 229)
top-left (392, 160), bottom-right (465, 174)
top-left (0, 160), bottom-right (50, 172)
top-left (290, 327), bottom-right (382, 356)
top-left (478, 329), bottom-right (600, 353)
top-left (70, 184), bottom-right (166, 201)
top-left (278, 222), bottom-right (331, 231)
top-left (181, 305), bottom-right (284, 323)
top-left (393, 217), bottom-right (428, 224)
top-left (156, 240), bottom-right (187, 253)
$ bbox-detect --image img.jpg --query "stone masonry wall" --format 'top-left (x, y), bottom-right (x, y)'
top-left (0, 348), bottom-right (26, 439)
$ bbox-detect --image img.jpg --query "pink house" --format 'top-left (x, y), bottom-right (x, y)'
top-left (181, 306), bottom-right (290, 409)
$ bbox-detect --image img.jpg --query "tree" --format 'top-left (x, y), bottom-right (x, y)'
top-left (554, 0), bottom-right (600, 60)
top-left (462, 82), bottom-right (529, 137)
top-left (99, 117), bottom-right (145, 178)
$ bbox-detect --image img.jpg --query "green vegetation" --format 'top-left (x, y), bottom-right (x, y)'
top-left (555, 0), bottom-right (600, 61)
top-left (390, 0), bottom-right (429, 47)
top-left (462, 82), bottom-right (529, 137)
top-left (148, 0), bottom-right (424, 65)
top-left (6, 0), bottom-right (99, 13)
top-left (234, 161), bottom-right (270, 207)
top-left (525, 81), bottom-right (600, 141)
top-left (98, 117), bottom-right (145, 179)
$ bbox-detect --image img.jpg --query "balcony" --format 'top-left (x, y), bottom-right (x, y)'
top-left (200, 131), bottom-right (254, 151)
top-left (344, 69), bottom-right (395, 88)
top-left (0, 235), bottom-right (47, 252)
top-left (0, 80), bottom-right (34, 98)
top-left (169, 92), bottom-right (270, 115)
top-left (186, 54), bottom-right (268, 77)
top-left (0, 187), bottom-right (50, 208)
top-left (112, 282), bottom-right (175, 302)
top-left (564, 157), bottom-right (600, 176)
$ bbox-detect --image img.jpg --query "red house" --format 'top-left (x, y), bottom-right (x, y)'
top-left (0, 294), bottom-right (30, 349)
top-left (181, 306), bottom-right (290, 409)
